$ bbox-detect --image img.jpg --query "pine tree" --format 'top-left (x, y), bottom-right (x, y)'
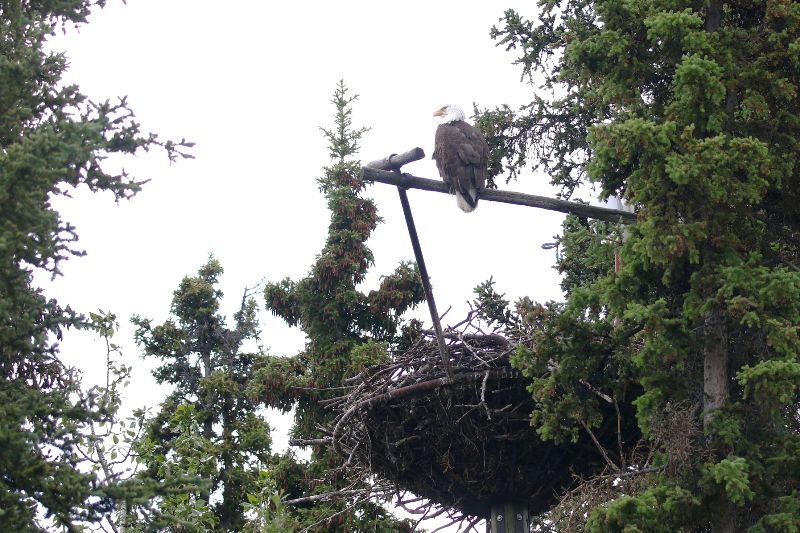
top-left (252, 81), bottom-right (424, 531)
top-left (482, 1), bottom-right (800, 531)
top-left (132, 258), bottom-right (272, 531)
top-left (0, 2), bottom-right (190, 530)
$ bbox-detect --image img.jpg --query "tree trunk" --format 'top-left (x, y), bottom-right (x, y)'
top-left (704, 308), bottom-right (736, 533)
top-left (713, 512), bottom-right (737, 533)
top-left (199, 340), bottom-right (214, 505)
top-left (702, 6), bottom-right (736, 530)
top-left (705, 0), bottom-right (722, 32)
top-left (703, 308), bottom-right (728, 431)
top-left (218, 393), bottom-right (235, 531)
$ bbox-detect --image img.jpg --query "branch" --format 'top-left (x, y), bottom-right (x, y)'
top-left (579, 378), bottom-right (613, 403)
top-left (289, 437), bottom-right (332, 447)
top-left (608, 464), bottom-right (666, 479)
top-left (579, 419), bottom-right (620, 472)
top-left (282, 487), bottom-right (373, 506)
top-left (298, 494), bottom-right (372, 533)
top-left (332, 369), bottom-right (518, 455)
top-left (421, 329), bottom-right (510, 347)
top-left (362, 165), bottom-right (637, 224)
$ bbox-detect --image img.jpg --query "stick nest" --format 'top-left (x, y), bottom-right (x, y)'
top-left (323, 326), bottom-right (616, 519)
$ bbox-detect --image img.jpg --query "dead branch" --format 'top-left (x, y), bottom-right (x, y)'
top-left (579, 419), bottom-right (620, 472)
top-left (282, 487), bottom-right (386, 506)
top-left (289, 437), bottom-right (331, 447)
top-left (332, 368), bottom-right (519, 454)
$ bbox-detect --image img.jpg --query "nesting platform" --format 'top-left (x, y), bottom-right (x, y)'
top-left (327, 328), bottom-right (630, 519)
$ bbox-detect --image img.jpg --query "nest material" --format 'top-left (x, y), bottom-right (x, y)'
top-left (326, 327), bottom-right (624, 519)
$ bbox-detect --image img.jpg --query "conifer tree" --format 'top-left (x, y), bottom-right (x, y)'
top-left (481, 1), bottom-right (800, 531)
top-left (132, 258), bottom-right (272, 531)
top-left (0, 2), bottom-right (190, 530)
top-left (252, 81), bottom-right (424, 531)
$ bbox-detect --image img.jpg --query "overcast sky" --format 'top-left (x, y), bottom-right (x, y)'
top-left (46, 1), bottom-right (568, 530)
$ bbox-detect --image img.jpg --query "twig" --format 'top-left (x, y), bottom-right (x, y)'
top-left (457, 331), bottom-right (490, 367)
top-left (605, 464), bottom-right (666, 479)
top-left (440, 305), bottom-right (452, 321)
top-left (579, 419), bottom-right (620, 472)
top-left (463, 515), bottom-right (483, 532)
top-left (579, 379), bottom-right (613, 403)
top-left (332, 369), bottom-right (518, 454)
top-left (289, 437), bottom-right (331, 447)
top-left (412, 502), bottom-right (440, 531)
top-left (614, 396), bottom-right (625, 470)
top-left (298, 493), bottom-right (373, 533)
top-left (283, 487), bottom-right (373, 506)
top-left (480, 370), bottom-right (491, 420)
top-left (421, 329), bottom-right (509, 347)
top-left (430, 516), bottom-right (462, 533)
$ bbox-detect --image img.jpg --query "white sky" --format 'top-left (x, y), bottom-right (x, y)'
top-left (45, 1), bottom-right (569, 530)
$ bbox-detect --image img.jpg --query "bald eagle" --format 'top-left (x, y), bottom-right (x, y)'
top-left (432, 104), bottom-right (489, 213)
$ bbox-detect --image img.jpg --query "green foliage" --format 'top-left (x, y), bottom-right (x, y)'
top-left (320, 80), bottom-right (370, 164)
top-left (0, 2), bottom-right (190, 530)
top-left (257, 81), bottom-right (424, 421)
top-left (510, 296), bottom-right (636, 445)
top-left (586, 484), bottom-right (702, 533)
top-left (749, 493), bottom-right (800, 533)
top-left (131, 404), bottom-right (218, 532)
top-left (241, 472), bottom-right (300, 533)
top-left (487, 0), bottom-right (800, 529)
top-left (553, 215), bottom-right (619, 296)
top-left (473, 277), bottom-right (518, 329)
top-left (254, 82), bottom-right (423, 532)
top-left (74, 312), bottom-right (154, 531)
top-left (132, 258), bottom-right (272, 532)
top-left (701, 456), bottom-right (755, 507)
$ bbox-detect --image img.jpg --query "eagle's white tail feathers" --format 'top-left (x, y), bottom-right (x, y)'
top-left (455, 187), bottom-right (478, 213)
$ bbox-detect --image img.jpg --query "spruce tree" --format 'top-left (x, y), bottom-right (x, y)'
top-left (0, 2), bottom-right (190, 530)
top-left (252, 81), bottom-right (424, 531)
top-left (481, 1), bottom-right (800, 531)
top-left (132, 258), bottom-right (272, 531)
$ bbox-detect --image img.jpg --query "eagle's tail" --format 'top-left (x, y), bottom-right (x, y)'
top-left (455, 187), bottom-right (478, 212)
top-left (455, 166), bottom-right (480, 212)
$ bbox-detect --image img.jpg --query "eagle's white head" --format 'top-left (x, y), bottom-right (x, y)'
top-left (433, 104), bottom-right (466, 124)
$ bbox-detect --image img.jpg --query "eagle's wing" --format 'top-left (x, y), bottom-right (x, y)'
top-left (433, 121), bottom-right (489, 211)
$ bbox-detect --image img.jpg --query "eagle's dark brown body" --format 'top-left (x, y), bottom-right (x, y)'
top-left (433, 120), bottom-right (489, 212)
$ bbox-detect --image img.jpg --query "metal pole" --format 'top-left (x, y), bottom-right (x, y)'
top-left (396, 186), bottom-right (453, 381)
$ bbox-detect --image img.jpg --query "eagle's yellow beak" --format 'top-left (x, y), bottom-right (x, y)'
top-left (433, 107), bottom-right (446, 117)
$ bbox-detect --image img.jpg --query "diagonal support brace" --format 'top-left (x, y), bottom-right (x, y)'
top-left (365, 149), bottom-right (453, 380)
top-left (396, 185), bottom-right (453, 380)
